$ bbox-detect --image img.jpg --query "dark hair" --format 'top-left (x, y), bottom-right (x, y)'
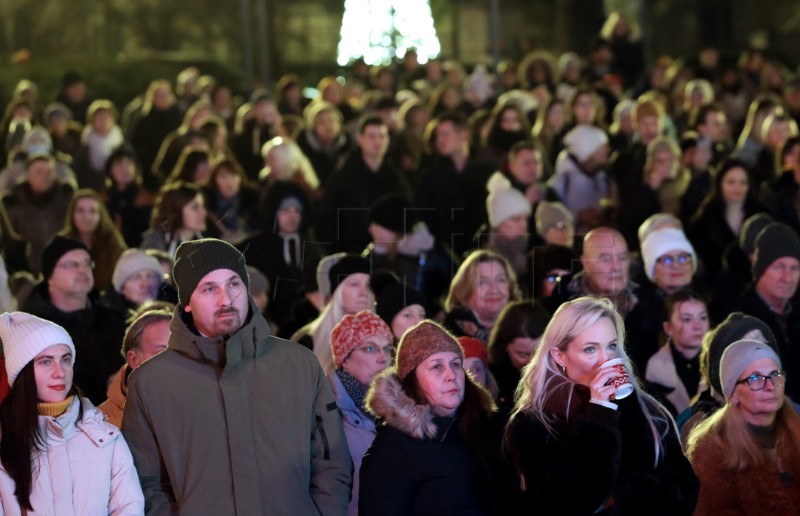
top-left (0, 362), bottom-right (80, 510)
top-left (167, 148), bottom-right (210, 184)
top-left (122, 307), bottom-right (173, 357)
top-left (778, 135), bottom-right (800, 168)
top-left (150, 181), bottom-right (202, 231)
top-left (508, 139), bottom-right (540, 161)
top-left (692, 158), bottom-right (754, 221)
top-left (357, 113), bottom-right (386, 135)
top-left (104, 145), bottom-right (142, 187)
top-left (207, 156), bottom-right (248, 194)
top-left (689, 103), bottom-right (722, 130)
top-left (436, 110), bottom-right (469, 132)
top-left (401, 366), bottom-right (495, 438)
top-left (662, 288), bottom-right (706, 323)
top-left (487, 300), bottom-right (550, 366)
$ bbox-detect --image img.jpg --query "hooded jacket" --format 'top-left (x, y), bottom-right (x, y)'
top-left (359, 371), bottom-right (495, 516)
top-left (122, 299), bottom-right (352, 516)
top-left (0, 397), bottom-right (144, 515)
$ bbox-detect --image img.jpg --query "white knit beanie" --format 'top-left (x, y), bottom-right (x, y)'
top-left (564, 124), bottom-right (609, 162)
top-left (486, 174), bottom-right (531, 228)
top-left (640, 227), bottom-right (697, 281)
top-left (0, 312), bottom-right (75, 387)
top-left (112, 249), bottom-right (164, 293)
top-left (720, 339), bottom-right (782, 401)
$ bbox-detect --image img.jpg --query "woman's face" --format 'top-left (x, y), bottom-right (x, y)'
top-left (573, 93), bottom-right (596, 125)
top-left (391, 304), bottom-right (426, 340)
top-left (546, 103), bottom-right (565, 131)
top-left (314, 111), bottom-right (341, 145)
top-left (551, 317), bottom-right (620, 387)
top-left (121, 269), bottom-right (162, 306)
top-left (214, 167), bottom-right (241, 199)
top-left (91, 109), bottom-right (114, 135)
top-left (181, 194), bottom-right (207, 232)
top-left (720, 167), bottom-right (749, 204)
top-left (340, 273), bottom-right (372, 314)
top-left (192, 159), bottom-right (211, 184)
top-left (464, 357), bottom-right (488, 387)
top-left (110, 157), bottom-right (137, 188)
top-left (497, 214), bottom-right (529, 239)
top-left (652, 248), bottom-right (693, 293)
top-left (342, 335), bottom-right (393, 385)
top-left (415, 351), bottom-right (465, 417)
top-left (663, 300), bottom-right (709, 352)
top-left (507, 336), bottom-right (540, 370)
top-left (73, 197), bottom-right (101, 235)
top-left (467, 261), bottom-right (511, 321)
top-left (34, 344), bottom-right (73, 403)
top-left (732, 357), bottom-right (785, 425)
top-left (499, 109), bottom-right (522, 132)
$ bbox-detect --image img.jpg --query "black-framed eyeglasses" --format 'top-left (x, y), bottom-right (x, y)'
top-left (656, 253), bottom-right (692, 267)
top-left (735, 370), bottom-right (786, 391)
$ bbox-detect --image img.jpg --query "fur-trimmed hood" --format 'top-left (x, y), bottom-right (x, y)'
top-left (366, 368), bottom-right (439, 440)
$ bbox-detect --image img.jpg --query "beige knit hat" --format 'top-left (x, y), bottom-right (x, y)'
top-left (0, 312), bottom-right (75, 387)
top-left (396, 321), bottom-right (463, 380)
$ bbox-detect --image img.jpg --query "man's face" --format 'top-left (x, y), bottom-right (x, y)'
top-left (277, 206), bottom-right (302, 234)
top-left (757, 257), bottom-right (800, 306)
top-left (28, 159), bottom-right (56, 194)
top-left (434, 121), bottom-right (464, 157)
top-left (508, 149), bottom-right (541, 185)
top-left (581, 231), bottom-right (629, 295)
top-left (48, 249), bottom-right (94, 299)
top-left (184, 269), bottom-right (249, 338)
top-left (127, 319), bottom-right (170, 370)
top-left (698, 110), bottom-right (727, 143)
top-left (637, 115), bottom-right (661, 145)
top-left (357, 124), bottom-right (389, 162)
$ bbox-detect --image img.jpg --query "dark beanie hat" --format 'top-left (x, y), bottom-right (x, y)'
top-left (376, 281), bottom-right (427, 327)
top-left (752, 222), bottom-right (800, 281)
top-left (739, 213), bottom-right (774, 256)
top-left (396, 321), bottom-right (463, 380)
top-left (41, 236), bottom-right (90, 280)
top-left (369, 194), bottom-right (416, 235)
top-left (328, 254), bottom-right (371, 295)
top-left (704, 312), bottom-right (779, 395)
top-left (173, 238), bottom-right (249, 306)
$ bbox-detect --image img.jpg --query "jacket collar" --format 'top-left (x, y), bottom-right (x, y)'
top-left (366, 369), bottom-right (440, 440)
top-left (168, 298), bottom-right (272, 371)
top-left (39, 397), bottom-right (118, 448)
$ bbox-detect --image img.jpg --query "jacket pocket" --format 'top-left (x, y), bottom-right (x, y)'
top-left (314, 412), bottom-right (331, 460)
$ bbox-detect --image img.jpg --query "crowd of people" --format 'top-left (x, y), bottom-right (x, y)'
top-left (1, 9), bottom-right (800, 514)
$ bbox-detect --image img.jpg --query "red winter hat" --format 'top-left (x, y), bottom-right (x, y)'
top-left (458, 337), bottom-right (488, 366)
top-left (331, 310), bottom-right (393, 368)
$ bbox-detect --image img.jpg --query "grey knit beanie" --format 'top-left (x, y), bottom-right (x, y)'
top-left (720, 339), bottom-right (782, 400)
top-left (173, 239), bottom-right (249, 306)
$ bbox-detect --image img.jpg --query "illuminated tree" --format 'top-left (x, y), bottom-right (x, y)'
top-left (337, 0), bottom-right (441, 66)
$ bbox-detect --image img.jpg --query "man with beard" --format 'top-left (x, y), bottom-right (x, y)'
top-left (122, 238), bottom-right (351, 515)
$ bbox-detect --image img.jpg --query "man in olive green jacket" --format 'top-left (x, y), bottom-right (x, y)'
top-left (122, 238), bottom-right (352, 515)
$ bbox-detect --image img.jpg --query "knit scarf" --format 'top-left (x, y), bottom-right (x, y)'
top-left (38, 396), bottom-right (74, 417)
top-left (336, 369), bottom-right (373, 420)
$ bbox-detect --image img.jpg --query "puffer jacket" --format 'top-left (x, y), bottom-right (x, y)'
top-left (0, 397), bottom-right (144, 515)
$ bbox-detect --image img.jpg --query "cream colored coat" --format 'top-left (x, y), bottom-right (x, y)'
top-left (0, 397), bottom-right (144, 515)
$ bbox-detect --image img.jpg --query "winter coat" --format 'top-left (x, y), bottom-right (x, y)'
top-left (98, 363), bottom-right (129, 429)
top-left (329, 371), bottom-right (376, 516)
top-left (0, 397), bottom-right (144, 515)
top-left (505, 381), bottom-right (698, 515)
top-left (104, 183), bottom-right (155, 248)
top-left (690, 429), bottom-right (800, 515)
top-left (2, 181), bottom-right (74, 274)
top-left (359, 371), bottom-right (496, 516)
top-left (762, 169), bottom-right (800, 235)
top-left (644, 343), bottom-right (692, 416)
top-left (547, 153), bottom-right (613, 233)
top-left (122, 298), bottom-right (352, 516)
top-left (22, 283), bottom-right (127, 405)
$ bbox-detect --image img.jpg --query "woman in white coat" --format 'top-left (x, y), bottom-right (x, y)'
top-left (0, 312), bottom-right (144, 515)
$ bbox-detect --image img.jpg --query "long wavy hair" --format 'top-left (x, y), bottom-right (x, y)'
top-left (687, 394), bottom-right (800, 471)
top-left (0, 362), bottom-right (80, 510)
top-left (445, 250), bottom-right (521, 313)
top-left (512, 296), bottom-right (672, 466)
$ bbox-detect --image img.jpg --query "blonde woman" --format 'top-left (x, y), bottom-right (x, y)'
top-left (443, 250), bottom-right (520, 342)
top-left (505, 296), bottom-right (698, 514)
top-left (687, 339), bottom-right (800, 513)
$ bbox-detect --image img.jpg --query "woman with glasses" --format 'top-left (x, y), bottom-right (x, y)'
top-left (688, 339), bottom-right (800, 513)
top-left (626, 227), bottom-right (700, 373)
top-left (328, 310), bottom-right (395, 516)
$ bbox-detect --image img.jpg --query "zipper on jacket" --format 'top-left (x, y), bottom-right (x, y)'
top-left (314, 412), bottom-right (331, 460)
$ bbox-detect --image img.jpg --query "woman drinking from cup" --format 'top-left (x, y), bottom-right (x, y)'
top-left (506, 296), bottom-right (698, 515)
top-left (688, 339), bottom-right (800, 513)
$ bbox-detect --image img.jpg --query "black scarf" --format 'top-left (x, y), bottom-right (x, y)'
top-left (336, 369), bottom-right (373, 420)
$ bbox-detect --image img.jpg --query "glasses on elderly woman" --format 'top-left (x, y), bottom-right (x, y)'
top-left (355, 343), bottom-right (396, 358)
top-left (735, 370), bottom-right (786, 391)
top-left (655, 253), bottom-right (692, 268)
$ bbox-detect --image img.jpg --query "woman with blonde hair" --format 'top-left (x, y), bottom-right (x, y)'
top-left (687, 339), bottom-right (800, 513)
top-left (506, 296), bottom-right (698, 514)
top-left (443, 250), bottom-right (520, 342)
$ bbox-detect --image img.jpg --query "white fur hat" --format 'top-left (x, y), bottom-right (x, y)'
top-left (640, 227), bottom-right (697, 281)
top-left (486, 183), bottom-right (531, 228)
top-left (112, 249), bottom-right (164, 293)
top-left (564, 124), bottom-right (609, 162)
top-left (0, 312), bottom-right (75, 387)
